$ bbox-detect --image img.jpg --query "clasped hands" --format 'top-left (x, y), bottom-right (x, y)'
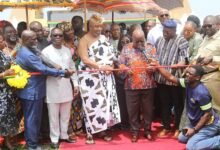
top-left (64, 69), bottom-right (75, 78)
top-left (118, 59), bottom-right (159, 75)
top-left (99, 65), bottom-right (113, 75)
top-left (196, 56), bottom-right (213, 65)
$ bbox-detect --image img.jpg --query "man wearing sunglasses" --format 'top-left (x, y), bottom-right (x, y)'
top-left (42, 28), bottom-right (78, 148)
top-left (30, 21), bottom-right (61, 142)
top-left (147, 9), bottom-right (182, 46)
top-left (193, 15), bottom-right (220, 115)
top-left (16, 30), bottom-right (74, 150)
top-left (147, 9), bottom-right (170, 46)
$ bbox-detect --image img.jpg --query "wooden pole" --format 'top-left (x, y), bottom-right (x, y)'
top-left (112, 11), bottom-right (114, 23)
top-left (84, 0), bottom-right (87, 31)
top-left (144, 10), bottom-right (147, 21)
top-left (25, 5), bottom-right (29, 28)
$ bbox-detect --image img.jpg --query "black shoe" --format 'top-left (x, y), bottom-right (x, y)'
top-left (131, 135), bottom-right (138, 143)
top-left (144, 132), bottom-right (155, 141)
top-left (50, 142), bottom-right (59, 149)
top-left (60, 137), bottom-right (76, 143)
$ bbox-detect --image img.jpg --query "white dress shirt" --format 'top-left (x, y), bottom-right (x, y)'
top-left (147, 23), bottom-right (182, 46)
top-left (42, 45), bottom-right (77, 103)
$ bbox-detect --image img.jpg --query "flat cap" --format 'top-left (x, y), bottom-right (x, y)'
top-left (162, 19), bottom-right (177, 28)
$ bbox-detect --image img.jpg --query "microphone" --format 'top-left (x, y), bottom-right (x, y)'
top-left (185, 57), bottom-right (189, 65)
top-left (112, 55), bottom-right (120, 68)
top-left (140, 47), bottom-right (150, 63)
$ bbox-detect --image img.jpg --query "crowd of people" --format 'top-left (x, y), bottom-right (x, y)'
top-left (0, 9), bottom-right (220, 150)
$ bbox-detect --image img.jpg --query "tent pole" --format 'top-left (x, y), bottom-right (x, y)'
top-left (25, 5), bottom-right (29, 28)
top-left (112, 11), bottom-right (114, 23)
top-left (84, 0), bottom-right (87, 32)
top-left (144, 10), bottom-right (147, 21)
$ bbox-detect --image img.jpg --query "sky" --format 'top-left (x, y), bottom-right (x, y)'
top-left (189, 0), bottom-right (220, 20)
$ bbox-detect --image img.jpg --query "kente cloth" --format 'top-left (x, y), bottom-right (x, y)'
top-left (78, 35), bottom-right (121, 134)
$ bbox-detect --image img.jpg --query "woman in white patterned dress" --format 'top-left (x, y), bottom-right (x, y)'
top-left (77, 14), bottom-right (121, 144)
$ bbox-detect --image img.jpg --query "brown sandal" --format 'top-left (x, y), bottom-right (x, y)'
top-left (98, 131), bottom-right (112, 142)
top-left (103, 134), bottom-right (112, 141)
top-left (85, 135), bottom-right (95, 144)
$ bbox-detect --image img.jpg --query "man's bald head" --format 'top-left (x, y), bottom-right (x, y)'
top-left (204, 15), bottom-right (217, 25)
top-left (203, 15), bottom-right (218, 37)
top-left (21, 30), bottom-right (37, 49)
top-left (132, 29), bottom-right (145, 39)
top-left (21, 30), bottom-right (34, 41)
top-left (29, 21), bottom-right (43, 41)
top-left (132, 29), bottom-right (145, 50)
top-left (128, 24), bottom-right (141, 37)
top-left (29, 21), bottom-right (42, 30)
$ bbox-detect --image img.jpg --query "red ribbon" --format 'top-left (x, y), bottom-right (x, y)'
top-left (29, 64), bottom-right (198, 75)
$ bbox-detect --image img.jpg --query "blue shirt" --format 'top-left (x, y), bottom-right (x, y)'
top-left (16, 46), bottom-right (65, 101)
top-left (179, 78), bottom-right (218, 126)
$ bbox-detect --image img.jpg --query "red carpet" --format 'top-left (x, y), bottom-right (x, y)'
top-left (0, 122), bottom-right (186, 150)
top-left (59, 122), bottom-right (186, 150)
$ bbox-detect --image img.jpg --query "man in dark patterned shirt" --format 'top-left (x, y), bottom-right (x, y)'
top-left (155, 19), bottom-right (189, 138)
top-left (119, 29), bottom-right (157, 142)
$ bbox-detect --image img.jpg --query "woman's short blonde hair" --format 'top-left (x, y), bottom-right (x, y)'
top-left (89, 14), bottom-right (104, 25)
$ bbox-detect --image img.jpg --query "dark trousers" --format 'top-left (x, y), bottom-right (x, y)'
top-left (157, 84), bottom-right (184, 130)
top-left (21, 98), bottom-right (43, 149)
top-left (126, 89), bottom-right (155, 135)
top-left (40, 100), bottom-right (50, 138)
top-left (116, 81), bottom-right (129, 128)
top-left (153, 88), bottom-right (161, 119)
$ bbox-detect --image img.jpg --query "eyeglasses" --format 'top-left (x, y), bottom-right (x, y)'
top-left (52, 34), bottom-right (63, 37)
top-left (121, 40), bottom-right (130, 44)
top-left (135, 40), bottom-right (145, 44)
top-left (202, 24), bottom-right (213, 28)
top-left (160, 14), bottom-right (169, 18)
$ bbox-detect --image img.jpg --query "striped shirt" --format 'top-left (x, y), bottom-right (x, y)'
top-left (155, 35), bottom-right (189, 85)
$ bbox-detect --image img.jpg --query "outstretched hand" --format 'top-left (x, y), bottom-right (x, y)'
top-left (149, 59), bottom-right (160, 68)
top-left (54, 64), bottom-right (62, 70)
top-left (99, 65), bottom-right (113, 75)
